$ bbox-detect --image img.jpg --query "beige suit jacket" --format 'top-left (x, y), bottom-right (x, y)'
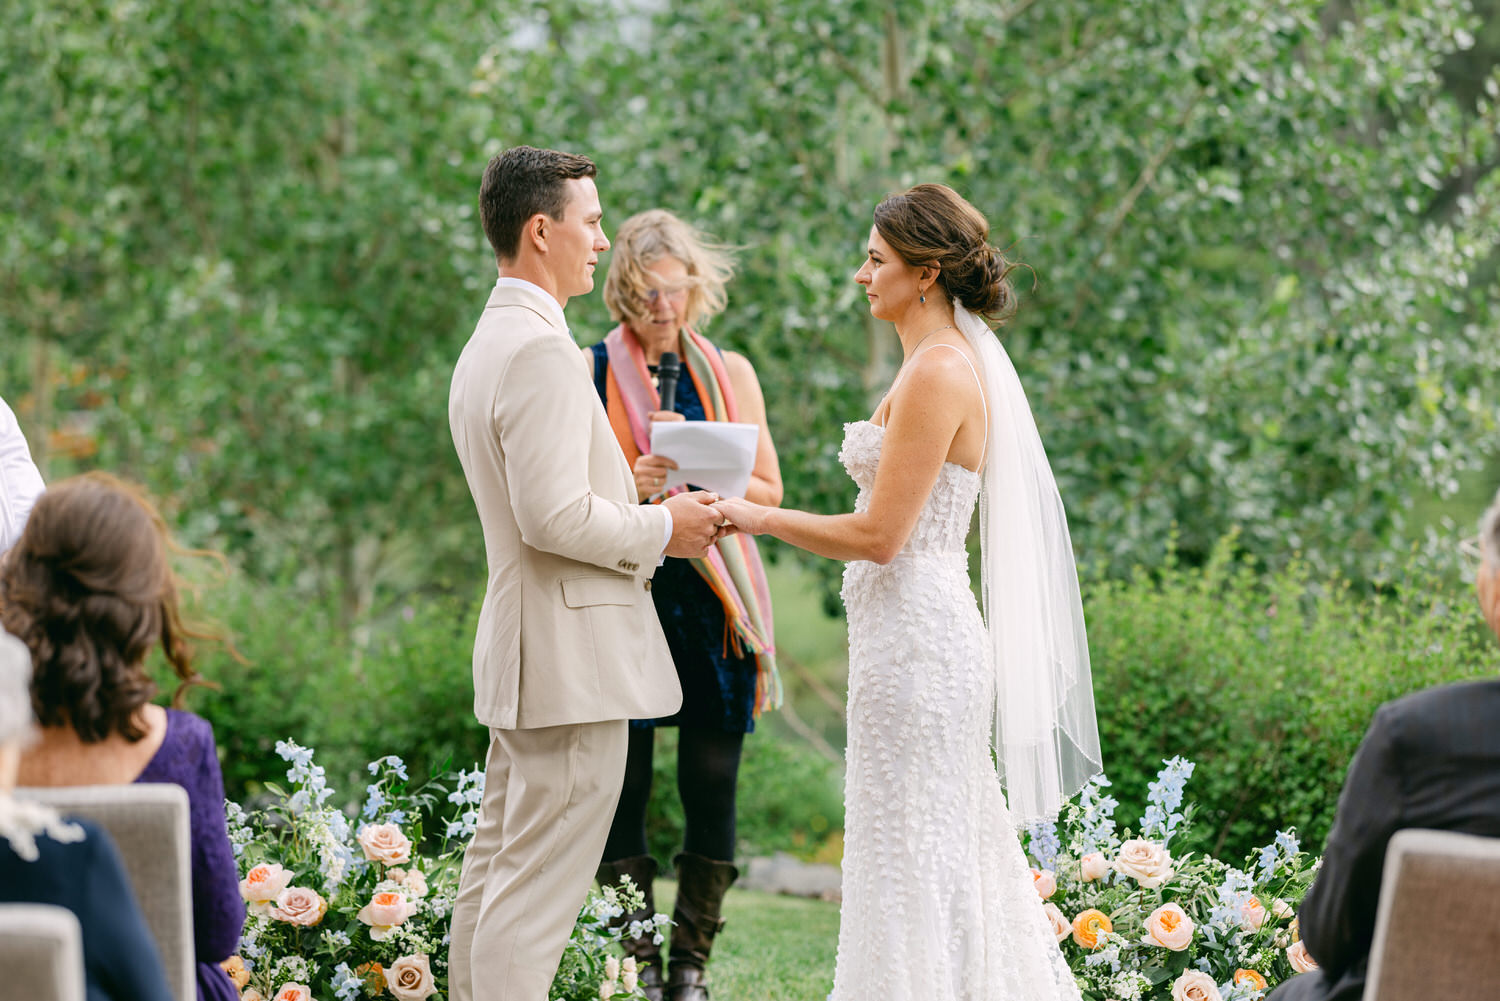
top-left (449, 281), bottom-right (682, 729)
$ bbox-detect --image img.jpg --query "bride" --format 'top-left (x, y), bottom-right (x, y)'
top-left (715, 184), bottom-right (1100, 1001)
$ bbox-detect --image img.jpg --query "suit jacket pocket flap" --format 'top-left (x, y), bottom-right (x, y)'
top-left (561, 574), bottom-right (638, 608)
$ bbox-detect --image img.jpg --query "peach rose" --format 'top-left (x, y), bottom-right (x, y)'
top-left (358, 890), bottom-right (415, 940)
top-left (1287, 940), bottom-right (1319, 973)
top-left (1170, 970), bottom-right (1222, 1001)
top-left (1114, 839), bottom-right (1174, 888)
top-left (268, 886), bottom-right (327, 927)
top-left (1042, 902), bottom-right (1071, 942)
top-left (1240, 895), bottom-right (1269, 931)
top-left (384, 954), bottom-right (437, 1001)
top-left (1234, 969), bottom-right (1269, 991)
top-left (1071, 908), bottom-right (1113, 949)
top-left (1031, 867), bottom-right (1057, 900)
top-left (220, 956), bottom-right (251, 989)
top-left (239, 863), bottom-right (294, 913)
top-left (1271, 897), bottom-right (1295, 920)
top-left (401, 868), bottom-right (429, 897)
top-left (1079, 852), bottom-right (1109, 882)
top-left (1142, 902), bottom-right (1195, 951)
top-left (272, 986), bottom-right (312, 1001)
top-left (357, 823), bottom-right (413, 865)
top-left (242, 991), bottom-right (264, 1001)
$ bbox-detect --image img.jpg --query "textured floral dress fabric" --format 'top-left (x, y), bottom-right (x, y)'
top-left (832, 420), bottom-right (1080, 1001)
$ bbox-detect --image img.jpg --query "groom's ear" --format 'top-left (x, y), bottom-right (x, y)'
top-left (524, 213), bottom-right (548, 255)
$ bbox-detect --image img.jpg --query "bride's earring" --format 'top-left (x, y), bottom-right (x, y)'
top-left (919, 292), bottom-right (926, 304)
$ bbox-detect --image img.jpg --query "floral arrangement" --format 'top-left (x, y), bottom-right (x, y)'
top-left (1022, 758), bottom-right (1322, 1001)
top-left (222, 741), bottom-right (660, 1001)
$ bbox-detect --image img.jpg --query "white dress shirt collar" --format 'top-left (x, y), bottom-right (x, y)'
top-left (493, 276), bottom-right (568, 332)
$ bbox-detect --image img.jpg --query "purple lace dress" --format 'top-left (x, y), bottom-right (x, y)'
top-left (135, 709), bottom-right (244, 1001)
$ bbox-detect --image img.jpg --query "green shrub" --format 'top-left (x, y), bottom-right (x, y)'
top-left (169, 576), bottom-right (842, 862)
top-left (1086, 537), bottom-right (1495, 860)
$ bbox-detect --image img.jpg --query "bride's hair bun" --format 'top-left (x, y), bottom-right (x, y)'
top-left (872, 184), bottom-right (1021, 324)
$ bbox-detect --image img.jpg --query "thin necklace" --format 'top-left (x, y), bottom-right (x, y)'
top-left (903, 321), bottom-right (956, 360)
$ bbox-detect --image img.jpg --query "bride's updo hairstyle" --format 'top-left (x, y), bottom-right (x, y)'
top-left (0, 473), bottom-right (215, 743)
top-left (872, 183), bottom-right (1020, 324)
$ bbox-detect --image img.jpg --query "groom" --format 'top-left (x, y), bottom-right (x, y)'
top-left (447, 146), bottom-right (726, 1000)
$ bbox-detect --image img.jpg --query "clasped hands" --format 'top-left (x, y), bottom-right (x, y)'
top-left (645, 412), bottom-right (767, 559)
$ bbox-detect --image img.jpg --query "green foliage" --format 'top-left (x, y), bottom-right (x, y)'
top-left (4, 0), bottom-right (1498, 618)
top-left (176, 573), bottom-right (843, 861)
top-left (1086, 536), bottom-right (1497, 860)
top-left (183, 581), bottom-right (488, 802)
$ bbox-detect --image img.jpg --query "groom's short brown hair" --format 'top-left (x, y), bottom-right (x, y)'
top-left (479, 146), bottom-right (598, 262)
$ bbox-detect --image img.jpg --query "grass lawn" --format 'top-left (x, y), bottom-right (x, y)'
top-left (654, 879), bottom-right (839, 1000)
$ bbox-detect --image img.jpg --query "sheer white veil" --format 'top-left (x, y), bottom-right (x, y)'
top-left (953, 299), bottom-right (1101, 824)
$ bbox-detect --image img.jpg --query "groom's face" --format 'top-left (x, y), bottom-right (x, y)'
top-left (549, 177), bottom-right (610, 302)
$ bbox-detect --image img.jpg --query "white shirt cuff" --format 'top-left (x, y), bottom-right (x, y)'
top-left (658, 507), bottom-right (673, 566)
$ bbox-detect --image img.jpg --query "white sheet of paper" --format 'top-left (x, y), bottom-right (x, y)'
top-left (649, 421), bottom-right (760, 498)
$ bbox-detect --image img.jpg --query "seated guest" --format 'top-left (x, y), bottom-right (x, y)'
top-left (1269, 485), bottom-right (1500, 1001)
top-left (2, 473), bottom-right (244, 1001)
top-left (0, 625), bottom-right (174, 1001)
top-left (0, 393), bottom-right (46, 554)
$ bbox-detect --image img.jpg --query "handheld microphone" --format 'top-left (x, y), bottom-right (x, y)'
top-left (656, 352), bottom-right (681, 414)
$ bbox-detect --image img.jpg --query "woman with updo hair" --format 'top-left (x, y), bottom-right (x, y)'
top-left (717, 184), bottom-right (1099, 1001)
top-left (2, 473), bottom-right (244, 1001)
top-left (583, 208), bottom-right (783, 1001)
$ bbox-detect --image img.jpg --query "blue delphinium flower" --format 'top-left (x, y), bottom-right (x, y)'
top-left (1027, 820), bottom-right (1063, 871)
top-left (1142, 756), bottom-right (1195, 846)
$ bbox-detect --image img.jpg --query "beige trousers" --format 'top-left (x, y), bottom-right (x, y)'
top-left (448, 719), bottom-right (629, 1001)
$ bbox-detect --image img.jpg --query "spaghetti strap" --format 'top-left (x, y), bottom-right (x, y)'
top-left (905, 344), bottom-right (987, 466)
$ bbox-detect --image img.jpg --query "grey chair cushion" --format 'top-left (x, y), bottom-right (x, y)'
top-left (0, 903), bottom-right (85, 1001)
top-left (17, 784), bottom-right (195, 1001)
top-left (1365, 828), bottom-right (1500, 1001)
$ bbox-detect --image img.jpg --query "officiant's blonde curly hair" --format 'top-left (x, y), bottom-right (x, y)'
top-left (603, 209), bottom-right (734, 331)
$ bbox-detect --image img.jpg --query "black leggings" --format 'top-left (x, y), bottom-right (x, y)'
top-left (603, 725), bottom-right (745, 864)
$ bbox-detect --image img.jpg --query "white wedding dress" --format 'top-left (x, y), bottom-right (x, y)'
top-left (831, 415), bottom-right (1081, 1001)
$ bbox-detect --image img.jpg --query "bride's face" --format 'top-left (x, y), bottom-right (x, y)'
top-left (854, 226), bottom-right (921, 323)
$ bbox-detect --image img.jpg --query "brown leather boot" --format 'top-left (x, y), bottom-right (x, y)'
top-left (665, 852), bottom-right (739, 1001)
top-left (597, 854), bottom-right (666, 1001)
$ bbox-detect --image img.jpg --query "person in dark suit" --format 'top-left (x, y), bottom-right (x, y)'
top-left (1269, 486), bottom-right (1500, 1001)
top-left (0, 627), bottom-right (173, 1001)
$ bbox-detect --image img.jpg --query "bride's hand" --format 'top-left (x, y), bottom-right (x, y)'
top-left (713, 497), bottom-right (769, 536)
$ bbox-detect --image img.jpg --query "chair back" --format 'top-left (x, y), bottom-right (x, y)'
top-left (18, 783), bottom-right (196, 1001)
top-left (0, 903), bottom-right (85, 1001)
top-left (1365, 828), bottom-right (1500, 1001)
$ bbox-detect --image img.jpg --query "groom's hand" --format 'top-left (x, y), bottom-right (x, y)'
top-left (663, 490), bottom-right (724, 558)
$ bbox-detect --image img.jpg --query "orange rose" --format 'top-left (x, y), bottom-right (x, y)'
top-left (1142, 902), bottom-right (1195, 951)
top-left (1235, 969), bottom-right (1269, 991)
top-left (1071, 908), bottom-right (1113, 949)
top-left (355, 962), bottom-right (386, 993)
top-left (358, 890), bottom-right (415, 940)
top-left (271, 986), bottom-right (311, 1001)
top-left (220, 956), bottom-right (251, 989)
top-left (239, 863), bottom-right (294, 915)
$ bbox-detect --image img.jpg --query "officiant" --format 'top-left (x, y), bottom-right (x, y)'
top-left (581, 208), bottom-right (783, 1001)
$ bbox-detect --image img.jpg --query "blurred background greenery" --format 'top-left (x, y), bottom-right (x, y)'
top-left (3, 0), bottom-right (1499, 862)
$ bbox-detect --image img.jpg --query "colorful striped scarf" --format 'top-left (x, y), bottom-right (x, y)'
top-left (602, 325), bottom-right (782, 716)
